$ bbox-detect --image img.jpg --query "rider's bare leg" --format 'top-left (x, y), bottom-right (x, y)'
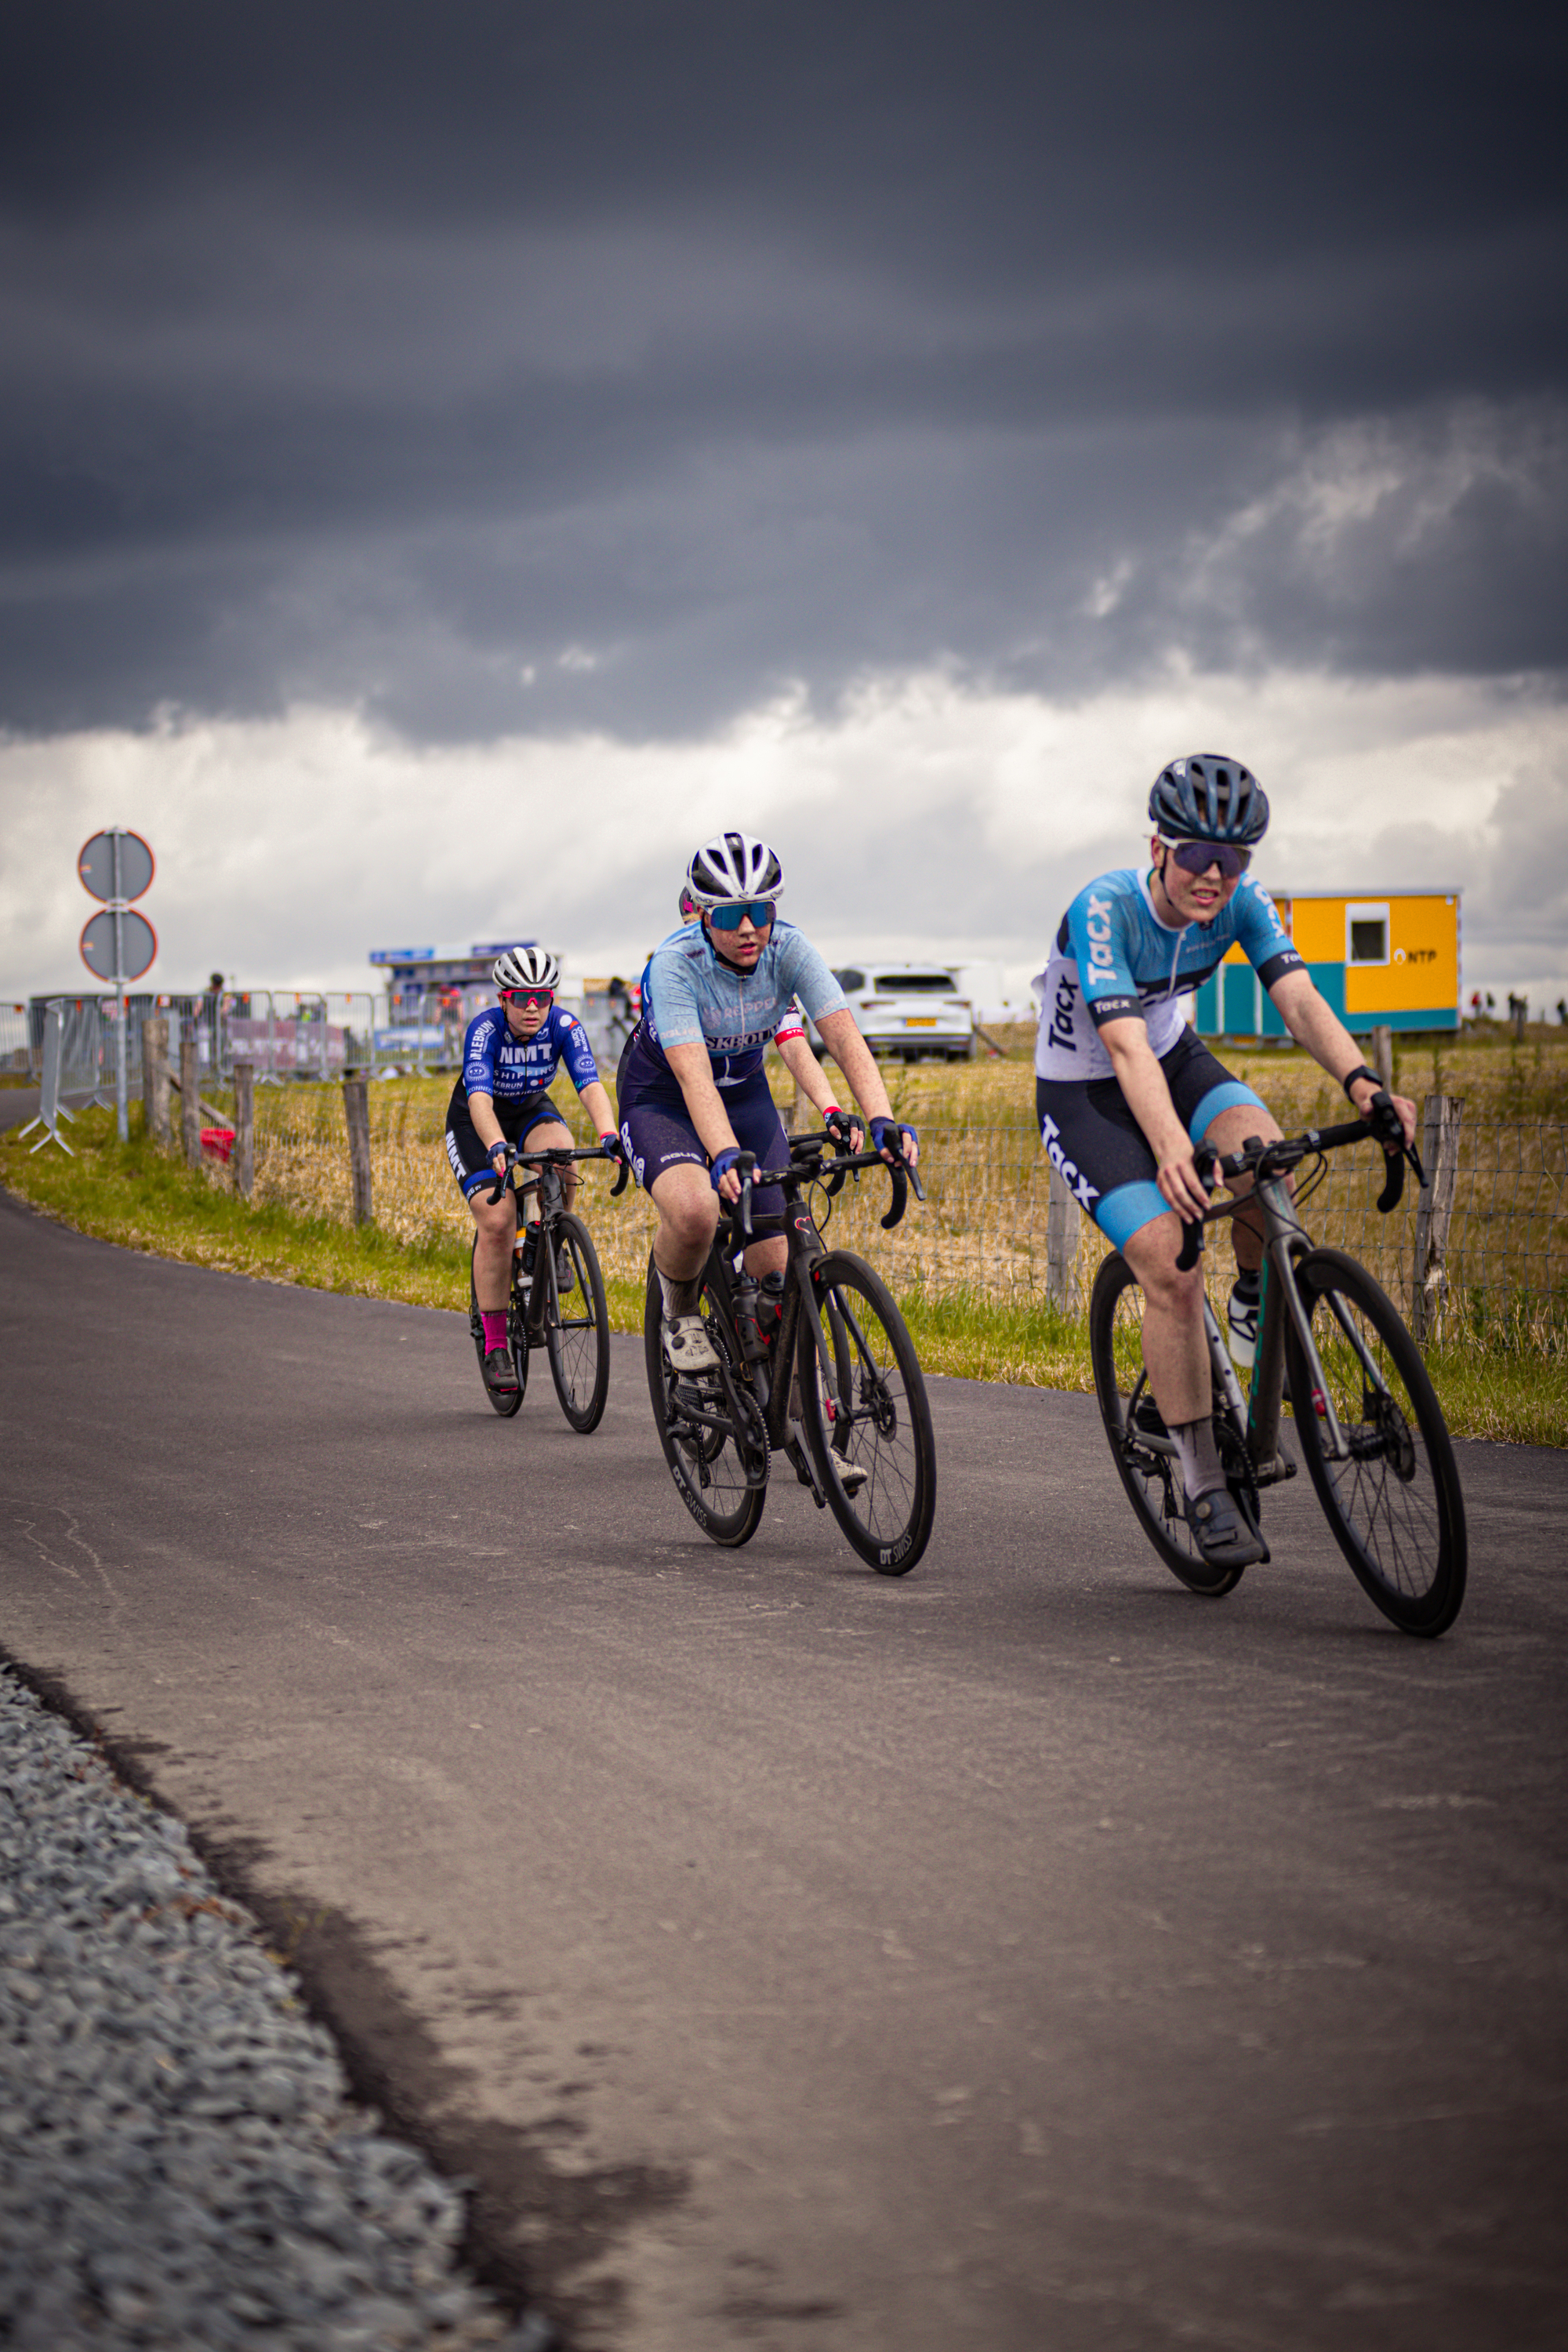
top-left (650, 1162), bottom-right (719, 1313)
top-left (1122, 1210), bottom-right (1209, 1428)
top-left (470, 1181), bottom-right (519, 1314)
top-left (1200, 1101), bottom-right (1287, 1275)
top-left (520, 1119), bottom-right (579, 1212)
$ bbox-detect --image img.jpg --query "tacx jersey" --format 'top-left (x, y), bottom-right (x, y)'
top-left (459, 1003), bottom-right (601, 1103)
top-left (624, 919), bottom-right (846, 1092)
top-left (1033, 867), bottom-right (1302, 1083)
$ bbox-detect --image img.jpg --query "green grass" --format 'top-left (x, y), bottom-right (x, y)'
top-left (5, 1100), bottom-right (1563, 1446)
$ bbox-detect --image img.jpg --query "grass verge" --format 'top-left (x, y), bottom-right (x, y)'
top-left (5, 1103), bottom-right (1563, 1446)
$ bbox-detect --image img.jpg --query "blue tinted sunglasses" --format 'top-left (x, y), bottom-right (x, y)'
top-left (1160, 837), bottom-right (1251, 881)
top-left (708, 899), bottom-right (776, 931)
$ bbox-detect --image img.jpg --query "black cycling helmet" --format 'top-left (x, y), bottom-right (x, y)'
top-left (1149, 754), bottom-right (1269, 847)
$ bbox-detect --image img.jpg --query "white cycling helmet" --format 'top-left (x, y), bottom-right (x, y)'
top-left (684, 831), bottom-right (785, 909)
top-left (492, 944), bottom-right (561, 993)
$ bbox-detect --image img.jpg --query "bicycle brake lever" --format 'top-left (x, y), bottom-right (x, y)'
top-left (1175, 1145), bottom-right (1218, 1270)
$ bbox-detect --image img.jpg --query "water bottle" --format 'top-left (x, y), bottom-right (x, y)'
top-left (735, 1272), bottom-right (767, 1361)
top-left (757, 1270), bottom-right (785, 1347)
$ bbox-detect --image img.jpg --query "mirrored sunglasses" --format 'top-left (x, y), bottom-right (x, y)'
top-left (503, 987), bottom-right (554, 1008)
top-left (1161, 837), bottom-right (1251, 881)
top-left (708, 898), bottom-right (776, 931)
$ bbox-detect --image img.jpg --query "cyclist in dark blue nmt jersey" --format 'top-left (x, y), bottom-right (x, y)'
top-left (620, 831), bottom-right (917, 1377)
top-left (445, 946), bottom-right (622, 1398)
top-left (1034, 754), bottom-right (1418, 1570)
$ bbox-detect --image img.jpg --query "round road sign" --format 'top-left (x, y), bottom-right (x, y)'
top-left (78, 829), bottom-right (154, 903)
top-left (81, 909), bottom-right (158, 984)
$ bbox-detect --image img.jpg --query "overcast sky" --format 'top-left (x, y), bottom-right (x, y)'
top-left (2, 0), bottom-right (1565, 1006)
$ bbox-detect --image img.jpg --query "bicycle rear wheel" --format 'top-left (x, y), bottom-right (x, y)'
top-left (1087, 1253), bottom-right (1250, 1597)
top-left (1285, 1247), bottom-right (1466, 1636)
top-left (796, 1252), bottom-right (936, 1573)
top-left (469, 1261), bottom-right (526, 1417)
top-left (545, 1214), bottom-right (610, 1432)
top-left (642, 1260), bottom-right (766, 1548)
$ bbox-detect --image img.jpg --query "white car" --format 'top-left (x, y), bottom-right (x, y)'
top-left (813, 962), bottom-right (975, 1062)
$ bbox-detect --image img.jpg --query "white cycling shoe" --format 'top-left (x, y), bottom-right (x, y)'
top-left (662, 1314), bottom-right (719, 1374)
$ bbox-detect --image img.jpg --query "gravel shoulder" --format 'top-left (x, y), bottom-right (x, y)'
top-left (0, 1664), bottom-right (546, 2352)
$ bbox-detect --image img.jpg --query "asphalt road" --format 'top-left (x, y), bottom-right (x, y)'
top-left (2, 1178), bottom-right (1566, 2352)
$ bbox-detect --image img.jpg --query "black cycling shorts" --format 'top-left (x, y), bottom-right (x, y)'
top-left (619, 1065), bottom-right (789, 1224)
top-left (1035, 1026), bottom-right (1266, 1250)
top-left (445, 1084), bottom-right (570, 1201)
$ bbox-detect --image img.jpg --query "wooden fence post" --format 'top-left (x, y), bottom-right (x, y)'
top-left (143, 1015), bottom-right (170, 1145)
top-left (343, 1076), bottom-right (373, 1225)
top-left (233, 1061), bottom-right (255, 1200)
top-left (1370, 1025), bottom-right (1393, 1093)
top-left (180, 1035), bottom-right (201, 1167)
top-left (1411, 1093), bottom-right (1462, 1345)
top-left (1045, 1161), bottom-right (1080, 1311)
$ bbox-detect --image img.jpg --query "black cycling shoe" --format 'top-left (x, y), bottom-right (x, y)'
top-left (1187, 1485), bottom-right (1266, 1568)
top-left (482, 1345), bottom-right (520, 1395)
top-left (1132, 1393), bottom-right (1168, 1439)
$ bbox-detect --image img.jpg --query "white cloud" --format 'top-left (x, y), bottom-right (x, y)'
top-left (2, 663), bottom-right (1564, 1011)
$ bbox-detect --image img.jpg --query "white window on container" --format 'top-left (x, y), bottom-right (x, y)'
top-left (1346, 902), bottom-right (1390, 965)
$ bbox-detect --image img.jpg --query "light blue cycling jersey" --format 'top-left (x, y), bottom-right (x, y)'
top-left (627, 918), bottom-right (846, 1091)
top-left (460, 1003), bottom-right (601, 1103)
top-left (1033, 866), bottom-right (1302, 1083)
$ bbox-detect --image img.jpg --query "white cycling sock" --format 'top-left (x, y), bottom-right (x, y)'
top-left (1171, 1417), bottom-right (1226, 1500)
top-left (657, 1268), bottom-right (702, 1319)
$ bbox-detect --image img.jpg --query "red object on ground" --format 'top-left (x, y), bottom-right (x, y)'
top-left (200, 1127), bottom-right (235, 1163)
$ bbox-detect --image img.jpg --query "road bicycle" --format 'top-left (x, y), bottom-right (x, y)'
top-left (469, 1142), bottom-right (627, 1432)
top-left (643, 1133), bottom-right (938, 1573)
top-left (1087, 1109), bottom-right (1467, 1636)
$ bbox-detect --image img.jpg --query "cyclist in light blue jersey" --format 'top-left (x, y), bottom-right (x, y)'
top-left (445, 945), bottom-right (622, 1398)
top-left (621, 831), bottom-right (917, 1375)
top-left (1035, 754), bottom-right (1417, 1570)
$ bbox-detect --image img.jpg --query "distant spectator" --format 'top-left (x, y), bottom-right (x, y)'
top-left (1556, 999), bottom-right (1567, 1026)
top-left (1485, 991), bottom-right (1496, 1013)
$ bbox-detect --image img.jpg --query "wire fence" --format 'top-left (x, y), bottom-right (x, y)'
top-left (210, 1073), bottom-right (1567, 1352)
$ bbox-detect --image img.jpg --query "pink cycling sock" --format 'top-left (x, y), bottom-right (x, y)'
top-left (481, 1311), bottom-right (510, 1352)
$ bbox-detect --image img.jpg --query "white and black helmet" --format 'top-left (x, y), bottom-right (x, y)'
top-left (492, 944), bottom-right (561, 993)
top-left (684, 831), bottom-right (785, 909)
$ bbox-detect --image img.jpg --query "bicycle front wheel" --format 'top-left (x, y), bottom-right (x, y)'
top-left (1285, 1247), bottom-right (1467, 1636)
top-left (797, 1252), bottom-right (936, 1573)
top-left (1087, 1253), bottom-right (1250, 1597)
top-left (642, 1259), bottom-right (766, 1548)
top-left (545, 1214), bottom-right (610, 1432)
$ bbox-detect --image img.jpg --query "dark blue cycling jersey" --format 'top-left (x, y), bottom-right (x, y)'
top-left (1033, 867), bottom-right (1302, 1082)
top-left (459, 1004), bottom-right (601, 1103)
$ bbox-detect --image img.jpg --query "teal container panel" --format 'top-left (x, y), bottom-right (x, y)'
top-left (1305, 961), bottom-right (1346, 1016)
top-left (1223, 964), bottom-right (1260, 1036)
top-left (1193, 973), bottom-right (1221, 1034)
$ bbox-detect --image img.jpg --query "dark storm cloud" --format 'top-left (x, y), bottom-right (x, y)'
top-left (2, 0), bottom-right (1565, 740)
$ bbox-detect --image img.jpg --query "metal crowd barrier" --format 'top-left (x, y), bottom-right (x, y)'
top-left (26, 992), bottom-right (379, 1087)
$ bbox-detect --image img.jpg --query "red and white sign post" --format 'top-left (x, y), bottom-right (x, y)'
top-left (78, 829), bottom-right (157, 1142)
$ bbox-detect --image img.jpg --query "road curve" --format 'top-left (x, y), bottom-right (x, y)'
top-left (2, 1181), bottom-right (1565, 2352)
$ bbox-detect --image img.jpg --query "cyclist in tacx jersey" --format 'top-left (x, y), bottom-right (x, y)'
top-left (620, 831), bottom-right (917, 1377)
top-left (445, 946), bottom-right (624, 1398)
top-left (1035, 754), bottom-right (1417, 1570)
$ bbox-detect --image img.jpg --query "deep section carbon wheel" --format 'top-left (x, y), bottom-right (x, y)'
top-left (544, 1214), bottom-right (611, 1432)
top-left (1285, 1247), bottom-right (1466, 1636)
top-left (1087, 1252), bottom-right (1251, 1597)
top-left (796, 1251), bottom-right (936, 1573)
top-left (642, 1260), bottom-right (766, 1548)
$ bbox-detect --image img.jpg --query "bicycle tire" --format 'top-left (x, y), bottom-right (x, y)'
top-left (1284, 1247), bottom-right (1467, 1637)
top-left (796, 1251), bottom-right (937, 1573)
top-left (470, 1264), bottom-right (526, 1417)
top-left (545, 1214), bottom-right (611, 1433)
top-left (1087, 1253), bottom-right (1250, 1597)
top-left (642, 1259), bottom-right (766, 1548)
